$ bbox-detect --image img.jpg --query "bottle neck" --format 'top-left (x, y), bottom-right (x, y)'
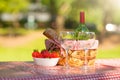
top-left (75, 11), bottom-right (89, 32)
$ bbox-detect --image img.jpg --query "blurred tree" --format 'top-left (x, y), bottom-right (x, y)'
top-left (41, 0), bottom-right (74, 32)
top-left (96, 0), bottom-right (116, 43)
top-left (68, 0), bottom-right (98, 21)
top-left (0, 0), bottom-right (30, 28)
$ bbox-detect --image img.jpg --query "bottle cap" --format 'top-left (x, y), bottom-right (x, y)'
top-left (80, 11), bottom-right (85, 24)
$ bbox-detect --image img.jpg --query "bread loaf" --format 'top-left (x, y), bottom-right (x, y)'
top-left (43, 28), bottom-right (59, 42)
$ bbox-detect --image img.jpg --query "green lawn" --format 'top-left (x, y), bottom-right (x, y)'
top-left (0, 36), bottom-right (47, 61)
top-left (97, 46), bottom-right (120, 59)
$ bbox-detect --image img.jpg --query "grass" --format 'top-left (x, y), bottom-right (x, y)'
top-left (0, 29), bottom-right (46, 61)
top-left (0, 34), bottom-right (47, 61)
top-left (97, 46), bottom-right (120, 59)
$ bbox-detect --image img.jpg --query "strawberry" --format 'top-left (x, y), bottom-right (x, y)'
top-left (32, 50), bottom-right (42, 58)
top-left (37, 49), bottom-right (60, 58)
top-left (50, 52), bottom-right (59, 58)
top-left (41, 50), bottom-right (51, 58)
top-left (41, 49), bottom-right (49, 54)
top-left (38, 53), bottom-right (43, 58)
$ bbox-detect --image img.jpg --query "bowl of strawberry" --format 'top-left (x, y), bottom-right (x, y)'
top-left (32, 49), bottom-right (60, 66)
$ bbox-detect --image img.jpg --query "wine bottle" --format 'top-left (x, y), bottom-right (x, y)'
top-left (75, 11), bottom-right (89, 40)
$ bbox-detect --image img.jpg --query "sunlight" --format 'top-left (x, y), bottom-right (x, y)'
top-left (110, 0), bottom-right (120, 8)
top-left (105, 23), bottom-right (117, 31)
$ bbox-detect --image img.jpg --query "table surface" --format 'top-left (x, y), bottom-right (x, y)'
top-left (0, 59), bottom-right (120, 80)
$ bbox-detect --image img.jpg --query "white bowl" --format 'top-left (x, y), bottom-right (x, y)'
top-left (33, 58), bottom-right (59, 66)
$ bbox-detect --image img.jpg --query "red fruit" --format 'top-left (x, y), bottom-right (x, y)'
top-left (50, 52), bottom-right (59, 58)
top-left (41, 50), bottom-right (49, 54)
top-left (38, 53), bottom-right (43, 58)
top-left (41, 50), bottom-right (51, 58)
top-left (32, 50), bottom-right (42, 58)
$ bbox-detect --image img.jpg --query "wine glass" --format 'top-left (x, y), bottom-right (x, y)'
top-left (78, 32), bottom-right (96, 70)
top-left (59, 31), bottom-right (76, 69)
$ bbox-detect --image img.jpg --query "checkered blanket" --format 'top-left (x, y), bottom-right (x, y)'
top-left (0, 59), bottom-right (120, 80)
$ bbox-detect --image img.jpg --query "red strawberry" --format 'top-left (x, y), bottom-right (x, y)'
top-left (41, 50), bottom-right (51, 58)
top-left (32, 50), bottom-right (42, 58)
top-left (41, 50), bottom-right (49, 54)
top-left (38, 53), bottom-right (43, 58)
top-left (50, 52), bottom-right (59, 58)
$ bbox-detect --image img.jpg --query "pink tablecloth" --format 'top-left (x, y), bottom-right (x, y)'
top-left (0, 59), bottom-right (120, 80)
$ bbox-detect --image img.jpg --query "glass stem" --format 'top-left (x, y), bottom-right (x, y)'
top-left (84, 48), bottom-right (88, 68)
top-left (65, 49), bottom-right (69, 69)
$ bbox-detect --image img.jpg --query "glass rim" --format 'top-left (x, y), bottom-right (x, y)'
top-left (78, 32), bottom-right (95, 34)
top-left (59, 31), bottom-right (95, 33)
